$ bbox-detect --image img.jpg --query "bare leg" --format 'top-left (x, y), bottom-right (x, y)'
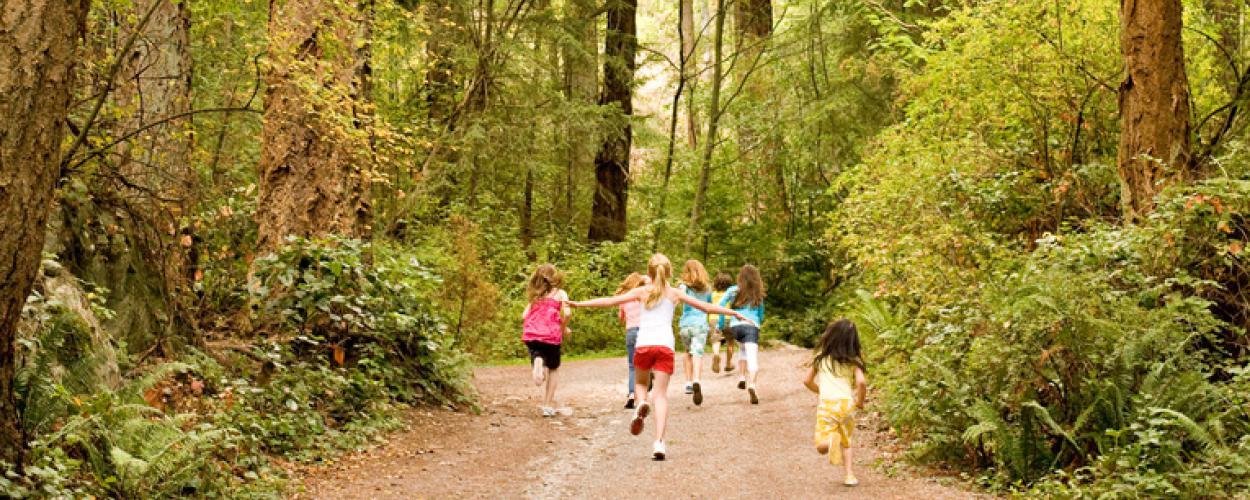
top-left (635, 368), bottom-right (652, 405)
top-left (683, 354), bottom-right (694, 385)
top-left (544, 368), bottom-right (559, 408)
top-left (651, 371), bottom-right (671, 442)
top-left (842, 446), bottom-right (854, 477)
top-left (692, 354), bottom-right (703, 383)
top-left (726, 341), bottom-right (737, 370)
top-left (532, 358), bottom-right (545, 386)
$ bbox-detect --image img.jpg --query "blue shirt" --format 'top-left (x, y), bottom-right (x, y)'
top-left (718, 285), bottom-right (764, 327)
top-left (679, 284), bottom-right (713, 327)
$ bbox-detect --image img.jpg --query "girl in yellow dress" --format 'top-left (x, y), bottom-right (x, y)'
top-left (803, 319), bottom-right (868, 486)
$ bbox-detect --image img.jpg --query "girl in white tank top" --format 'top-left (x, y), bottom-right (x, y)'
top-left (568, 254), bottom-right (752, 461)
top-left (635, 295), bottom-right (677, 350)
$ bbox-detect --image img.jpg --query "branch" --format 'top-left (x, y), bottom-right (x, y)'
top-left (62, 0), bottom-right (167, 163)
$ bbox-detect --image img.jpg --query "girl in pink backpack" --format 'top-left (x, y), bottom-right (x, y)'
top-left (522, 264), bottom-right (571, 417)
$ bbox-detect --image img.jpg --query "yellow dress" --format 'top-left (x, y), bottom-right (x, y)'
top-left (814, 361), bottom-right (857, 465)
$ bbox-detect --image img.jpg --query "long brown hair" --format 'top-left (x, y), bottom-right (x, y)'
top-left (812, 319), bottom-right (865, 375)
top-left (526, 264), bottom-right (564, 302)
top-left (615, 272), bottom-right (647, 295)
top-left (680, 260), bottom-right (711, 293)
top-left (645, 254), bottom-right (674, 308)
top-left (733, 264), bottom-right (766, 308)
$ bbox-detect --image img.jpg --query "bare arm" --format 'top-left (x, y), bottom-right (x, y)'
top-left (854, 367), bottom-right (868, 409)
top-left (569, 287), bottom-right (646, 308)
top-left (555, 289), bottom-right (571, 319)
top-left (803, 365), bottom-right (819, 394)
top-left (673, 290), bottom-right (754, 324)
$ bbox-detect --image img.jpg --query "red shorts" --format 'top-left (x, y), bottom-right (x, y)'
top-left (633, 346), bottom-right (675, 375)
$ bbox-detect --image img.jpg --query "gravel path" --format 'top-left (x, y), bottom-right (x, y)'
top-left (295, 348), bottom-right (985, 499)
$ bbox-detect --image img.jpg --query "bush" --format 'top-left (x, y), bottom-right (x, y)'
top-left (250, 236), bottom-right (472, 405)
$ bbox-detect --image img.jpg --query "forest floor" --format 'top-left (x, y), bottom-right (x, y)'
top-left (293, 348), bottom-right (987, 499)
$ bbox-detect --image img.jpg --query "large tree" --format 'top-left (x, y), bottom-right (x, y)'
top-left (588, 0), bottom-right (637, 242)
top-left (1117, 0), bottom-right (1192, 219)
top-left (0, 0), bottom-right (91, 465)
top-left (256, 0), bottom-right (374, 250)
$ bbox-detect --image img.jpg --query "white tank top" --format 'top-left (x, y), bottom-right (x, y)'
top-left (636, 293), bottom-right (676, 350)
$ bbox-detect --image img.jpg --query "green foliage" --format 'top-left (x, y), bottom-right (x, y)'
top-left (250, 236), bottom-right (472, 405)
top-left (827, 0), bottom-right (1250, 495)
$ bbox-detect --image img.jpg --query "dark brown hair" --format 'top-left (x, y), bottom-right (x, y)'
top-left (732, 264), bottom-right (766, 308)
top-left (713, 271), bottom-right (734, 292)
top-left (813, 319), bottom-right (865, 374)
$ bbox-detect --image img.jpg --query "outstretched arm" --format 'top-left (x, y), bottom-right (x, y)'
top-left (569, 287), bottom-right (645, 308)
top-left (675, 292), bottom-right (754, 325)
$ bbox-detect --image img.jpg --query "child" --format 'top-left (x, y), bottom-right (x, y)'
top-left (677, 260), bottom-right (713, 405)
top-left (708, 271), bottom-right (736, 374)
top-left (802, 319), bottom-right (867, 487)
top-left (719, 264), bottom-right (766, 404)
top-left (521, 264), bottom-right (571, 417)
top-left (568, 254), bottom-right (751, 460)
top-left (616, 273), bottom-right (648, 409)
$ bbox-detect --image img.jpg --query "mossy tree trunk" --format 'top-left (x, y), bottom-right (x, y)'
top-left (0, 0), bottom-right (91, 466)
top-left (256, 0), bottom-right (375, 251)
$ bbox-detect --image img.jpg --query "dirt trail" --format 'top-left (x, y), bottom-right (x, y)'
top-left (296, 349), bottom-right (984, 499)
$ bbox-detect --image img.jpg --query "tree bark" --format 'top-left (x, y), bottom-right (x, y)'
top-left (521, 167), bottom-right (535, 260)
top-left (256, 0), bottom-right (374, 251)
top-left (588, 0), bottom-right (636, 243)
top-left (689, 0), bottom-right (726, 236)
top-left (681, 0), bottom-right (699, 148)
top-left (110, 0), bottom-right (196, 336)
top-left (562, 0), bottom-right (598, 228)
top-left (0, 0), bottom-right (90, 466)
top-left (1117, 0), bottom-right (1192, 220)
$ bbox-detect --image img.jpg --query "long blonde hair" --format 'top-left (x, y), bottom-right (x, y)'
top-left (526, 264), bottom-right (564, 302)
top-left (615, 272), bottom-right (647, 295)
top-left (733, 264), bottom-right (766, 308)
top-left (645, 254), bottom-right (674, 308)
top-left (681, 260), bottom-right (711, 293)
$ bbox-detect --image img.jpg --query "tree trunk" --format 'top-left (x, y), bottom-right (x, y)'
top-left (1117, 0), bottom-right (1192, 220)
top-left (256, 0), bottom-right (374, 251)
top-left (689, 0), bottom-right (726, 236)
top-left (0, 0), bottom-right (90, 466)
top-left (521, 167), bottom-right (535, 260)
top-left (563, 0), bottom-right (598, 230)
top-left (588, 0), bottom-right (636, 243)
top-left (1204, 0), bottom-right (1243, 92)
top-left (109, 0), bottom-right (197, 337)
top-left (681, 0), bottom-right (699, 148)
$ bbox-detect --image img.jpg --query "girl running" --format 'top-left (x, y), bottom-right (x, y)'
top-left (708, 271), bottom-right (736, 374)
top-left (567, 254), bottom-right (750, 460)
top-left (616, 272), bottom-right (648, 409)
top-left (521, 264), bottom-right (571, 417)
top-left (677, 260), bottom-right (713, 405)
top-left (802, 319), bottom-right (868, 486)
top-left (719, 264), bottom-right (766, 404)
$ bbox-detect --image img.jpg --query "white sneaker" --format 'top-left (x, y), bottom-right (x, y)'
top-left (652, 440), bottom-right (667, 460)
top-left (541, 406), bottom-right (555, 417)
